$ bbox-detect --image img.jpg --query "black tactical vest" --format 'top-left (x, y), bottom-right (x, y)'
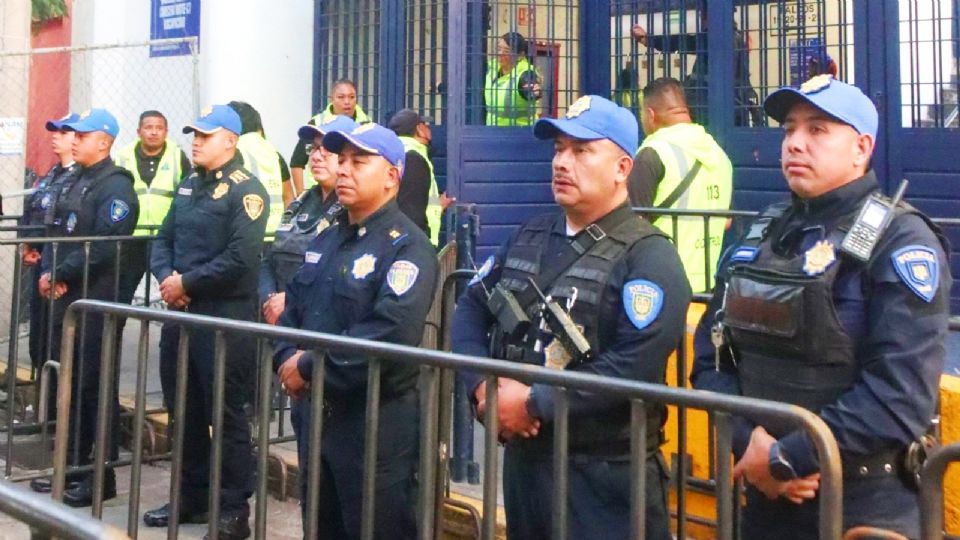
top-left (723, 200), bottom-right (947, 414)
top-left (497, 210), bottom-right (667, 454)
top-left (270, 192), bottom-right (342, 288)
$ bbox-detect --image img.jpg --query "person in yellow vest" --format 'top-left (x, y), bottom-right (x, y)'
top-left (628, 77), bottom-right (733, 292)
top-left (485, 32), bottom-right (542, 126)
top-left (228, 101), bottom-right (290, 240)
top-left (288, 79), bottom-right (371, 201)
top-left (115, 110), bottom-right (192, 301)
top-left (387, 108), bottom-right (444, 246)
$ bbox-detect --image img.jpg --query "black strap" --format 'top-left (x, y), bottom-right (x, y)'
top-left (652, 159), bottom-right (702, 225)
top-left (513, 206), bottom-right (638, 312)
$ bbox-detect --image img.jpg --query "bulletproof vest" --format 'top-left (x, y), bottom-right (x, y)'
top-left (27, 165), bottom-right (77, 227)
top-left (722, 199), bottom-right (947, 415)
top-left (54, 163), bottom-right (133, 236)
top-left (496, 212), bottom-right (667, 454)
top-left (270, 192), bottom-right (342, 288)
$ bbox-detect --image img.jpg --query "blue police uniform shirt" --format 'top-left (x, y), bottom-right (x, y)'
top-left (273, 199), bottom-right (438, 400)
top-left (257, 185), bottom-right (340, 304)
top-left (40, 157), bottom-right (139, 286)
top-left (151, 153), bottom-right (269, 300)
top-left (692, 172), bottom-right (951, 476)
top-left (451, 206), bottom-right (692, 421)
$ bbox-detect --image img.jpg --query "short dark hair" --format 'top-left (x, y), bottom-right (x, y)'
top-left (642, 77), bottom-right (688, 107)
top-left (227, 101), bottom-right (263, 135)
top-left (139, 110), bottom-right (167, 127)
top-left (331, 79), bottom-right (357, 94)
top-left (500, 31), bottom-right (528, 56)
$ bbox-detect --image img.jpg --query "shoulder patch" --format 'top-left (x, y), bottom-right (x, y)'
top-left (622, 279), bottom-right (664, 331)
top-left (109, 199), bottom-right (130, 223)
top-left (229, 170), bottom-right (250, 184)
top-left (469, 255), bottom-right (495, 286)
top-left (386, 260), bottom-right (420, 296)
top-left (242, 194), bottom-right (265, 220)
top-left (891, 245), bottom-right (939, 302)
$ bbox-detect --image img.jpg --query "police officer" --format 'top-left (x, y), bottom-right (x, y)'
top-left (628, 77), bottom-right (733, 292)
top-left (145, 105), bottom-right (268, 540)
top-left (274, 123), bottom-right (438, 539)
top-left (289, 79), bottom-right (371, 199)
top-left (258, 114), bottom-right (356, 519)
top-left (24, 113), bottom-right (80, 493)
top-left (485, 32), bottom-right (542, 126)
top-left (39, 108), bottom-right (140, 506)
top-left (451, 95), bottom-right (691, 539)
top-left (387, 108), bottom-right (443, 246)
top-left (692, 76), bottom-right (951, 539)
top-left (114, 110), bottom-right (192, 299)
top-left (228, 101), bottom-right (291, 237)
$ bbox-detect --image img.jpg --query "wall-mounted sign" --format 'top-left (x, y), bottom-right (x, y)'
top-left (150, 0), bottom-right (201, 57)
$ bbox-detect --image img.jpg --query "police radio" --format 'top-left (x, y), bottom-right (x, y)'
top-left (526, 277), bottom-right (592, 363)
top-left (840, 179), bottom-right (908, 262)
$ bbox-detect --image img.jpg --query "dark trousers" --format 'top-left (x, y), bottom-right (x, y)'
top-left (159, 297), bottom-right (256, 513)
top-left (741, 474), bottom-right (920, 540)
top-left (502, 445), bottom-right (672, 540)
top-left (301, 392), bottom-right (419, 540)
top-left (27, 265), bottom-right (57, 420)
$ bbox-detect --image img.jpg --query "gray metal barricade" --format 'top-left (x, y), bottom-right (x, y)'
top-left (0, 478), bottom-right (129, 539)
top-left (920, 441), bottom-right (960, 540)
top-left (54, 299), bottom-right (843, 540)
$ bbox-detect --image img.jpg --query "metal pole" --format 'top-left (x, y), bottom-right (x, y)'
top-left (360, 360), bottom-right (382, 540)
top-left (254, 331), bottom-right (273, 539)
top-left (127, 320), bottom-right (151, 538)
top-left (920, 442), bottom-right (960, 540)
top-left (4, 243), bottom-right (23, 476)
top-left (714, 412), bottom-right (734, 540)
top-left (552, 388), bottom-right (569, 540)
top-left (630, 399), bottom-right (647, 540)
top-left (167, 328), bottom-right (190, 540)
top-left (417, 366), bottom-right (440, 540)
top-left (481, 375), bottom-right (498, 540)
top-left (38, 360), bottom-right (59, 450)
top-left (51, 308), bottom-right (77, 501)
top-left (91, 313), bottom-right (118, 518)
top-left (304, 359), bottom-right (325, 540)
top-left (207, 332), bottom-right (228, 539)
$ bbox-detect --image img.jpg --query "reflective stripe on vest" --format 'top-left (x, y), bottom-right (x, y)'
top-left (237, 133), bottom-right (284, 238)
top-left (399, 136), bottom-right (442, 246)
top-left (484, 58), bottom-right (538, 126)
top-left (639, 124), bottom-right (733, 292)
top-left (116, 140), bottom-right (181, 235)
top-left (302, 104), bottom-right (371, 184)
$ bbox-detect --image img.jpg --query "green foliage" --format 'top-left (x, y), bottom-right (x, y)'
top-left (31, 0), bottom-right (68, 24)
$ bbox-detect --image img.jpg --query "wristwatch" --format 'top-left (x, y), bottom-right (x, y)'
top-left (768, 442), bottom-right (798, 481)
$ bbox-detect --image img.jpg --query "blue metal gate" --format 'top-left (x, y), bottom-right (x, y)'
top-left (316, 0), bottom-right (960, 311)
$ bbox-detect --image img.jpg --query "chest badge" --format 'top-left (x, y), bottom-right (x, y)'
top-left (40, 193), bottom-right (52, 209)
top-left (351, 253), bottom-right (377, 280)
top-left (316, 218), bottom-right (331, 234)
top-left (212, 182), bottom-right (229, 200)
top-left (802, 239), bottom-right (836, 276)
top-left (66, 212), bottom-right (77, 233)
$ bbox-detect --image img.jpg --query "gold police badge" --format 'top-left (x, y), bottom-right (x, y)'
top-left (201, 105), bottom-right (214, 117)
top-left (565, 96), bottom-right (592, 118)
top-left (242, 194), bottom-right (264, 220)
top-left (803, 240), bottom-right (836, 275)
top-left (212, 182), bottom-right (229, 200)
top-left (316, 217), bottom-right (331, 234)
top-left (351, 253), bottom-right (377, 280)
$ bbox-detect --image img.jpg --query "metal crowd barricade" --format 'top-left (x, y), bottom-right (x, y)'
top-left (0, 233), bottom-right (155, 480)
top-left (56, 299), bottom-right (842, 540)
top-left (920, 441), bottom-right (960, 540)
top-left (0, 479), bottom-right (129, 539)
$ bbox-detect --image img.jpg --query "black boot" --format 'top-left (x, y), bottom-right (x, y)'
top-left (143, 503), bottom-right (209, 528)
top-left (29, 476), bottom-right (81, 494)
top-left (62, 471), bottom-right (116, 507)
top-left (203, 509), bottom-right (251, 540)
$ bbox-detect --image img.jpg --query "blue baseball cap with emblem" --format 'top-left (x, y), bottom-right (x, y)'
top-left (45, 112), bottom-right (80, 132)
top-left (764, 75), bottom-right (878, 139)
top-left (534, 95), bottom-right (639, 156)
top-left (182, 104), bottom-right (242, 136)
top-left (62, 108), bottom-right (119, 138)
top-left (322, 123), bottom-right (406, 170)
top-left (297, 115), bottom-right (359, 141)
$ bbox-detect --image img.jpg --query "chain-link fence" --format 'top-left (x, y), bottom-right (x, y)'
top-left (0, 37), bottom-right (198, 347)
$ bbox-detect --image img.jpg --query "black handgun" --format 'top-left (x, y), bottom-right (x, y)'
top-left (526, 278), bottom-right (592, 364)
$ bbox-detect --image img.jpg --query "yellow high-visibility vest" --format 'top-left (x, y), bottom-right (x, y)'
top-left (116, 140), bottom-right (182, 236)
top-left (484, 57), bottom-right (539, 126)
top-left (237, 132), bottom-right (284, 238)
top-left (398, 136), bottom-right (442, 246)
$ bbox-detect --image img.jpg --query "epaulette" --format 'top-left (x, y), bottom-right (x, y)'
top-left (229, 169), bottom-right (250, 184)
